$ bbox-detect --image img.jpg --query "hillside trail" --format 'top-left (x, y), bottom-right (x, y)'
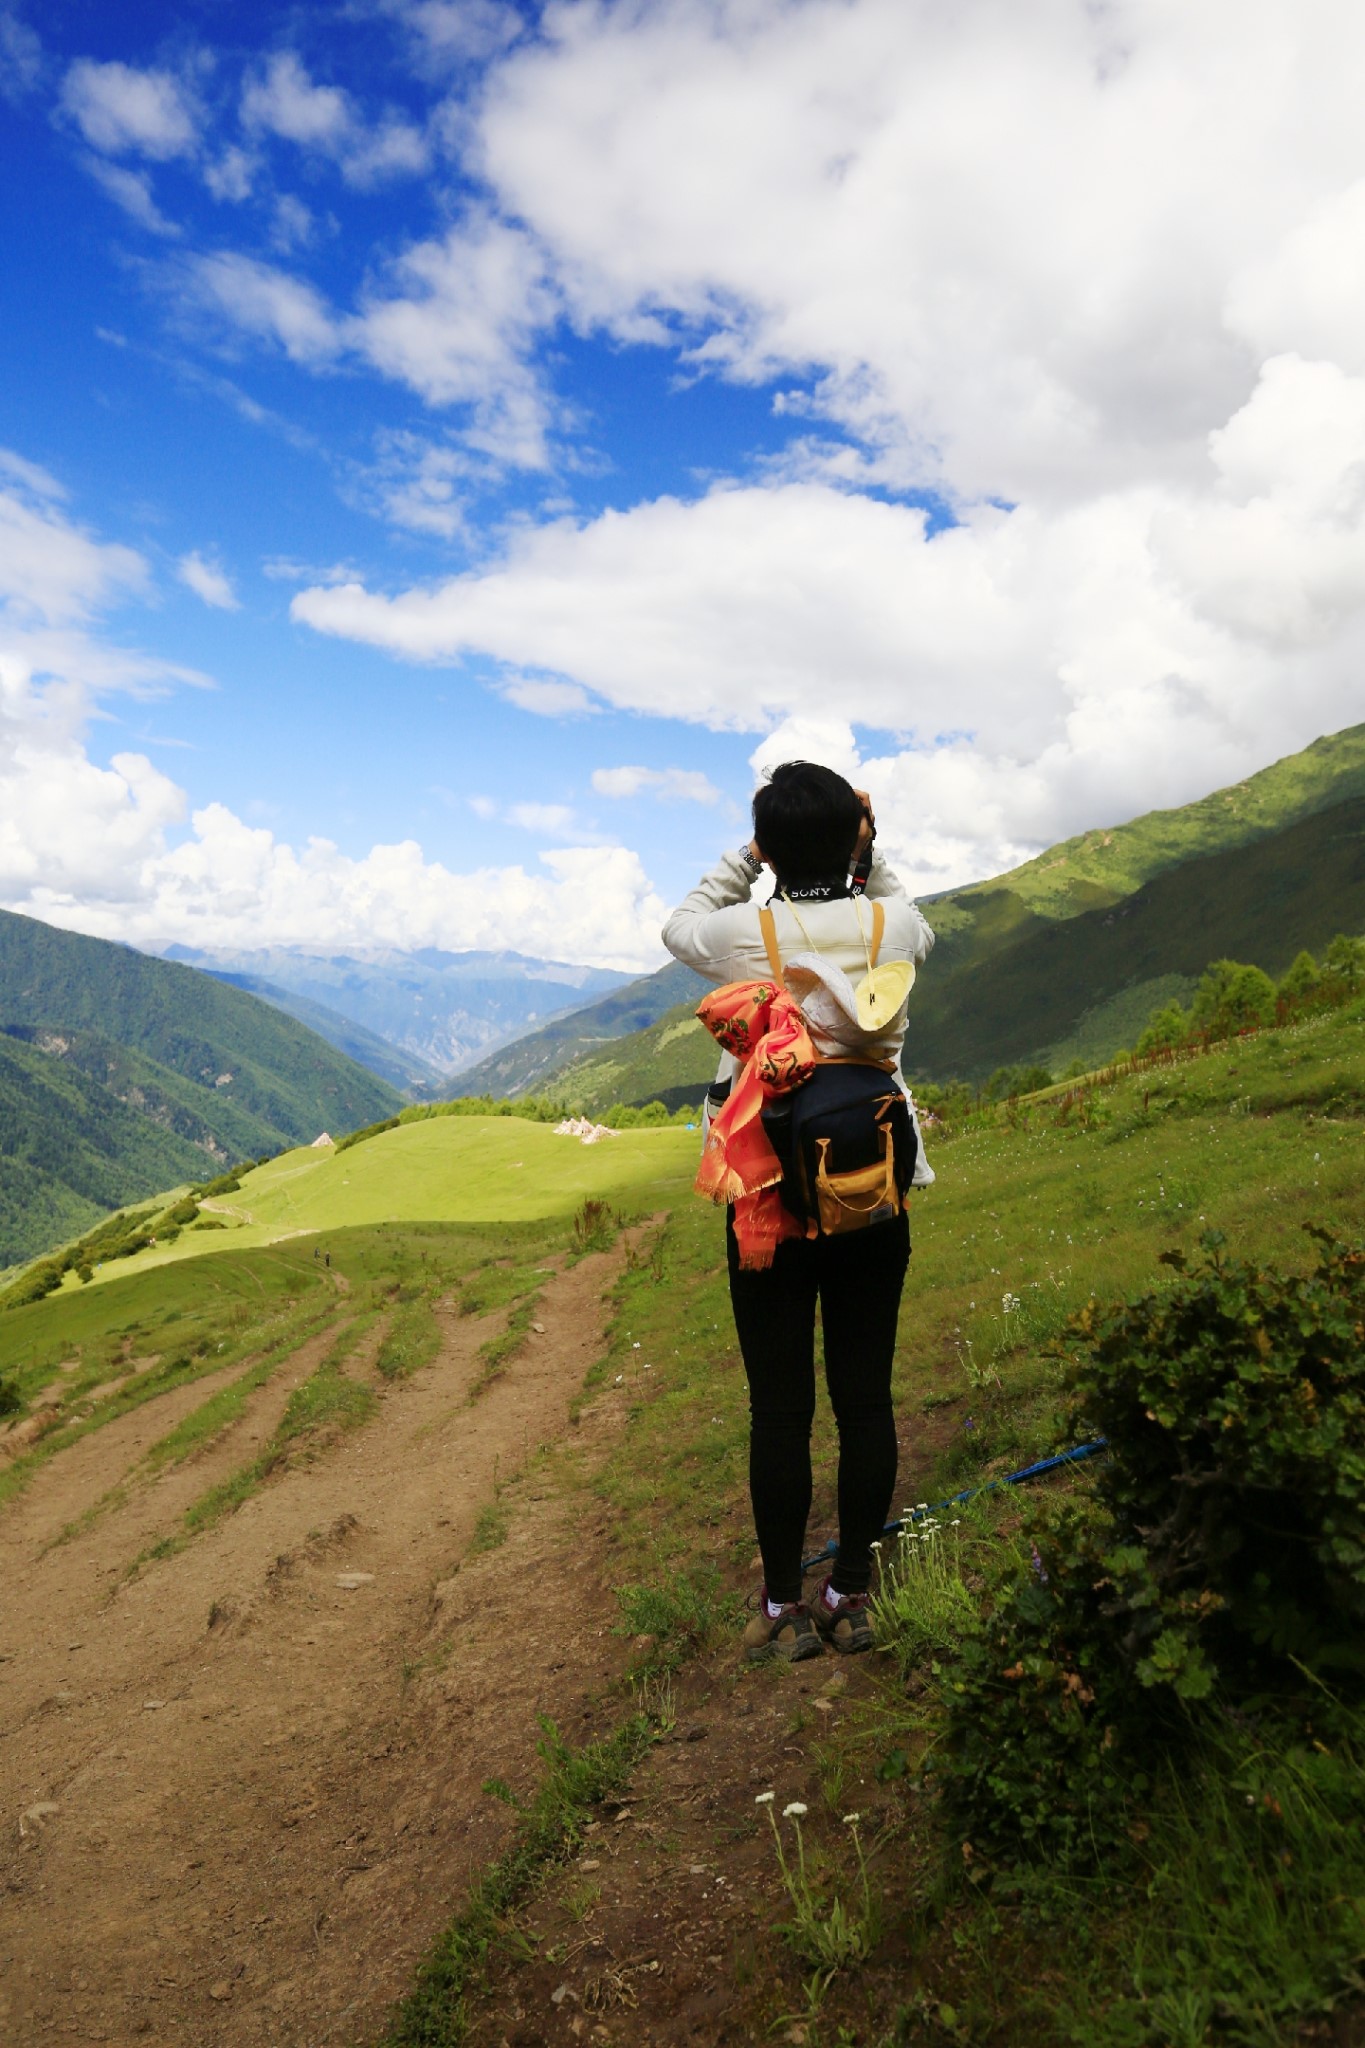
top-left (0, 1235), bottom-right (652, 2048)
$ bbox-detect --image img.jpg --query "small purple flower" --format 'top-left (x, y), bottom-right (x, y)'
top-left (1030, 1542), bottom-right (1049, 1583)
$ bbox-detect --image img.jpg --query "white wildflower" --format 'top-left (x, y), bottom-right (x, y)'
top-left (783, 1801), bottom-right (808, 1818)
top-left (843, 1813), bottom-right (861, 1826)
top-left (755, 1791), bottom-right (775, 1805)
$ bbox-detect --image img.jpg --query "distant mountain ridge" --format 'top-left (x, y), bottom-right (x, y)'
top-left (0, 910), bottom-right (402, 1270)
top-left (445, 723), bottom-right (1365, 1111)
top-left (162, 943), bottom-right (633, 1078)
top-left (201, 972), bottom-right (446, 1096)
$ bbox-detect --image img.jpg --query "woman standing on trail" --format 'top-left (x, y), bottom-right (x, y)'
top-left (663, 763), bottom-right (934, 1661)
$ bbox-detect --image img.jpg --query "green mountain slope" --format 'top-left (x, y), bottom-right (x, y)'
top-left (0, 911), bottom-right (406, 1271)
top-left (0, 910), bottom-right (402, 1139)
top-left (0, 1031), bottom-right (217, 1268)
top-left (929, 719), bottom-right (1365, 927)
top-left (907, 791), bottom-right (1365, 1080)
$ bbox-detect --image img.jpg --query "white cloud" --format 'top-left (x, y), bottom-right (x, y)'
top-left (394, 0), bottom-right (521, 71)
top-left (0, 11), bottom-right (41, 103)
top-left (350, 215), bottom-right (555, 462)
top-left (85, 157), bottom-right (179, 237)
top-left (592, 765), bottom-right (719, 804)
top-left (0, 457), bottom-right (666, 970)
top-left (0, 446), bottom-right (64, 499)
top-left (204, 145), bottom-right (256, 203)
top-left (0, 476), bottom-right (147, 627)
top-left (183, 219), bottom-right (554, 468)
top-left (177, 551), bottom-right (239, 610)
top-left (471, 0), bottom-right (1350, 509)
top-left (293, 428), bottom-right (1365, 892)
top-left (506, 800), bottom-right (575, 835)
top-left (61, 58), bottom-right (196, 159)
top-left (240, 50), bottom-right (427, 188)
top-left (186, 251), bottom-right (340, 365)
top-left (499, 674), bottom-right (598, 717)
top-left (241, 52), bottom-right (350, 148)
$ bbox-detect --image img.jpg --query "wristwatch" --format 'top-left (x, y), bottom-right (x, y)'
top-left (737, 844), bottom-right (763, 880)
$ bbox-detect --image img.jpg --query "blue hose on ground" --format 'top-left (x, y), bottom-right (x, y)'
top-left (800, 1436), bottom-right (1109, 1576)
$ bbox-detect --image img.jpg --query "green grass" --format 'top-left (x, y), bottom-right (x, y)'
top-left (468, 1498), bottom-right (510, 1554)
top-left (375, 1296), bottom-right (442, 1381)
top-left (381, 1714), bottom-right (656, 2048)
top-left (57, 1114), bottom-right (697, 1286)
top-left (470, 1291), bottom-right (544, 1395)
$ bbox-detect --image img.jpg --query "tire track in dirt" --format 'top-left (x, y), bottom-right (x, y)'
top-left (0, 1237), bottom-right (646, 2048)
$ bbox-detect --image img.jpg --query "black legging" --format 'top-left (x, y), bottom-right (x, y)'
top-left (726, 1209), bottom-right (909, 1604)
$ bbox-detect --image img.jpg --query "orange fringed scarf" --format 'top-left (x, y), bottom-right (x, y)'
top-left (693, 979), bottom-right (817, 1268)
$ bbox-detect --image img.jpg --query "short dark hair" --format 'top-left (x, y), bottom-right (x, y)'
top-left (752, 761), bottom-right (863, 888)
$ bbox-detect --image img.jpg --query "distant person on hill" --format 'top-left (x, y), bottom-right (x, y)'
top-left (663, 763), bottom-right (934, 1660)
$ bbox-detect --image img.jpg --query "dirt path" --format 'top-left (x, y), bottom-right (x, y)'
top-left (0, 1244), bottom-right (642, 2048)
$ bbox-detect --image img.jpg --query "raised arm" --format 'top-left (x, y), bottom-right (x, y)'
top-left (661, 847), bottom-right (762, 978)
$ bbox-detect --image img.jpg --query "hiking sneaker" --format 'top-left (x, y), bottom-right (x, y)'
top-left (742, 1592), bottom-right (823, 1663)
top-left (811, 1578), bottom-right (874, 1655)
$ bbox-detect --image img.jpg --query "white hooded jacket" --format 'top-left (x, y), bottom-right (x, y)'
top-left (661, 847), bottom-right (937, 1180)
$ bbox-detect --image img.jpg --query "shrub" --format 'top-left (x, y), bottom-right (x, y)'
top-left (1136, 1000), bottom-right (1189, 1055)
top-left (1278, 948), bottom-right (1320, 1003)
top-left (572, 1197), bottom-right (618, 1253)
top-left (1323, 931), bottom-right (1365, 993)
top-left (1191, 958), bottom-right (1278, 1036)
top-left (984, 1063), bottom-right (1053, 1102)
top-left (335, 1114), bottom-right (401, 1154)
top-left (931, 1231), bottom-right (1365, 1861)
top-left (0, 1258), bottom-right (65, 1311)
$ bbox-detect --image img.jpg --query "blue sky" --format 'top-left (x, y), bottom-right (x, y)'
top-left (3, 1), bottom-right (1364, 968)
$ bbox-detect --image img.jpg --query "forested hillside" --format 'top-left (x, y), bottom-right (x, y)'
top-left (0, 911), bottom-right (403, 1270)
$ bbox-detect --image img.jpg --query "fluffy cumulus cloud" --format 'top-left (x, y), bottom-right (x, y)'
top-left (61, 59), bottom-right (197, 159)
top-left (284, 0), bottom-right (1365, 887)
top-left (59, 811), bottom-right (667, 967)
top-left (0, 458), bottom-right (664, 966)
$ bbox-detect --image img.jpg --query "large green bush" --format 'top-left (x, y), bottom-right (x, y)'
top-left (931, 1231), bottom-right (1365, 1861)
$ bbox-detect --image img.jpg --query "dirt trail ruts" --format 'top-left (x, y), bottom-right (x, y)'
top-left (0, 1241), bottom-right (642, 2048)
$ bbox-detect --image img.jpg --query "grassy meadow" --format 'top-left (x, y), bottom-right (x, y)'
top-left (37, 1115), bottom-right (700, 1289)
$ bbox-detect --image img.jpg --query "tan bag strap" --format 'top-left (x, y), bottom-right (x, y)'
top-left (757, 905), bottom-right (786, 989)
top-left (868, 899), bottom-right (884, 968)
